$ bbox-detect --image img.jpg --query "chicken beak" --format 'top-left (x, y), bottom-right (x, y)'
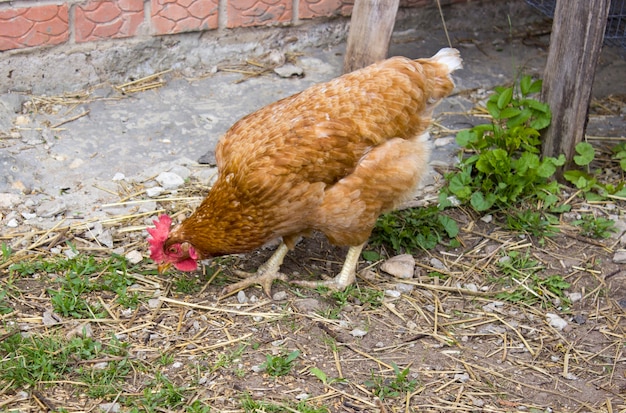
top-left (157, 262), bottom-right (172, 274)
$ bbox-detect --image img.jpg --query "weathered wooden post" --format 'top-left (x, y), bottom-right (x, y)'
top-left (343, 0), bottom-right (400, 73)
top-left (541, 0), bottom-right (611, 172)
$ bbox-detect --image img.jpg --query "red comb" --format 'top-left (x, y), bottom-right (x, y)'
top-left (147, 215), bottom-right (172, 262)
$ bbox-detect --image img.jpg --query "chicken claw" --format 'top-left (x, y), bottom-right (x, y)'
top-left (291, 243), bottom-right (365, 291)
top-left (221, 242), bottom-right (290, 297)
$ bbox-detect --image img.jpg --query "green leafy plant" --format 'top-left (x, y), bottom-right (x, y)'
top-left (365, 362), bottom-right (418, 400)
top-left (441, 75), bottom-right (565, 212)
top-left (494, 251), bottom-right (570, 308)
top-left (1, 242), bottom-right (12, 263)
top-left (371, 205), bottom-right (459, 253)
top-left (563, 141), bottom-right (626, 201)
top-left (310, 367), bottom-right (347, 385)
top-left (572, 214), bottom-right (617, 239)
top-left (260, 350), bottom-right (300, 377)
top-left (612, 142), bottom-right (626, 172)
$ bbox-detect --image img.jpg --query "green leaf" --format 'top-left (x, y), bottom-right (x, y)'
top-left (499, 107), bottom-right (522, 119)
top-left (528, 79), bottom-right (543, 94)
top-left (362, 250), bottom-right (381, 262)
top-left (470, 191), bottom-right (495, 211)
top-left (497, 87), bottom-right (513, 109)
top-left (310, 367), bottom-right (328, 384)
top-left (438, 215), bottom-right (459, 238)
top-left (573, 142), bottom-right (595, 166)
top-left (520, 75), bottom-right (532, 96)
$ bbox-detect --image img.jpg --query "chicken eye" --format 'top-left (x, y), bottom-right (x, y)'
top-left (168, 246), bottom-right (178, 254)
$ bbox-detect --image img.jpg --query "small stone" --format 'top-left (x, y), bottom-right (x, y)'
top-left (112, 172), bottom-right (126, 181)
top-left (36, 198), bottom-right (66, 217)
top-left (406, 320), bottom-right (418, 330)
top-left (429, 257), bottom-right (446, 270)
top-left (93, 362), bottom-right (109, 370)
top-left (274, 63), bottom-right (304, 78)
top-left (100, 402), bottom-right (121, 413)
top-left (272, 291), bottom-right (288, 301)
top-left (6, 218), bottom-right (18, 228)
top-left (0, 193), bottom-right (21, 208)
top-left (349, 328), bottom-right (368, 338)
top-left (464, 283), bottom-right (478, 292)
top-left (146, 186), bottom-right (164, 197)
top-left (66, 322), bottom-right (93, 338)
top-left (156, 172), bottom-right (185, 190)
top-left (480, 214), bottom-right (493, 223)
top-left (42, 311), bottom-right (62, 326)
top-left (97, 230), bottom-right (114, 248)
top-left (394, 283), bottom-right (414, 294)
top-left (237, 290), bottom-right (248, 304)
top-left (172, 361), bottom-right (183, 369)
top-left (125, 250), bottom-right (143, 264)
top-left (21, 212), bottom-right (36, 220)
top-left (566, 292), bottom-right (582, 303)
top-left (546, 313), bottom-right (568, 330)
top-left (294, 298), bottom-right (322, 312)
top-left (454, 372), bottom-right (470, 383)
top-left (613, 249), bottom-right (626, 264)
top-left (148, 298), bottom-right (161, 308)
top-left (384, 289), bottom-right (401, 298)
top-left (380, 254), bottom-right (415, 278)
top-left (572, 314), bottom-right (586, 324)
top-left (168, 165), bottom-right (191, 180)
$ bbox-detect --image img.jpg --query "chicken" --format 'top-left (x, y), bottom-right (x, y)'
top-left (148, 48), bottom-right (462, 296)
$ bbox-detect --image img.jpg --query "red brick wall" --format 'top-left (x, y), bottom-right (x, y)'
top-left (0, 0), bottom-right (446, 52)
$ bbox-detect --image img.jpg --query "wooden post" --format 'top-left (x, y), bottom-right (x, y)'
top-left (541, 0), bottom-right (610, 171)
top-left (343, 0), bottom-right (400, 73)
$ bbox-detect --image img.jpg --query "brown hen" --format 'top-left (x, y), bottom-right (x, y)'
top-left (148, 48), bottom-right (462, 296)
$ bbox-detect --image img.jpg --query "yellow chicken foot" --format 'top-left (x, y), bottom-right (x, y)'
top-left (292, 242), bottom-right (365, 291)
top-left (221, 242), bottom-right (290, 297)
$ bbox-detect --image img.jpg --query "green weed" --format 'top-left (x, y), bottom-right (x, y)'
top-left (365, 362), bottom-right (418, 400)
top-left (572, 214), bottom-right (617, 239)
top-left (371, 205), bottom-right (459, 253)
top-left (440, 75), bottom-right (566, 213)
top-left (260, 350), bottom-right (300, 377)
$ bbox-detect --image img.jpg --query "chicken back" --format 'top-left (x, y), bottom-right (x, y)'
top-left (148, 48), bottom-right (462, 295)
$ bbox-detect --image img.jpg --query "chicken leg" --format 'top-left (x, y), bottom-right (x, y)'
top-left (292, 242), bottom-right (365, 291)
top-left (221, 242), bottom-right (290, 297)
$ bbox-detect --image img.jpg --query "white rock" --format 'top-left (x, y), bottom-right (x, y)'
top-left (69, 158), bottom-right (84, 169)
top-left (97, 230), bottom-right (114, 248)
top-left (0, 193), bottom-right (21, 208)
top-left (148, 298), bottom-right (161, 308)
top-left (112, 172), bottom-right (126, 181)
top-left (21, 212), bottom-right (36, 220)
top-left (380, 254), bottom-right (415, 278)
top-left (168, 165), bottom-right (191, 180)
top-left (156, 171), bottom-right (185, 190)
top-left (454, 372), bottom-right (470, 383)
top-left (613, 249), bottom-right (626, 264)
top-left (99, 402), bottom-right (121, 413)
top-left (125, 250), bottom-right (143, 264)
top-left (395, 283), bottom-right (414, 294)
top-left (480, 214), bottom-right (493, 223)
top-left (36, 198), bottom-right (66, 217)
top-left (272, 291), bottom-right (288, 301)
top-left (7, 218), bottom-right (18, 228)
top-left (42, 310), bottom-right (61, 326)
top-left (274, 63), bottom-right (304, 78)
top-left (464, 283), bottom-right (478, 292)
top-left (429, 257), bottom-right (446, 270)
top-left (146, 186), bottom-right (164, 197)
top-left (566, 292), bottom-right (582, 303)
top-left (237, 290), bottom-right (248, 304)
top-left (384, 289), bottom-right (401, 298)
top-left (350, 328), bottom-right (368, 338)
top-left (546, 313), bottom-right (568, 330)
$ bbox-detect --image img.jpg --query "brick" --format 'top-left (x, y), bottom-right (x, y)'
top-left (75, 0), bottom-right (145, 43)
top-left (0, 4), bottom-right (69, 51)
top-left (299, 0), bottom-right (353, 20)
top-left (227, 0), bottom-right (292, 28)
top-left (151, 0), bottom-right (218, 35)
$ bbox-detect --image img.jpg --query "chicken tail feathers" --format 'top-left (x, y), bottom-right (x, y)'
top-left (431, 48), bottom-right (463, 73)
